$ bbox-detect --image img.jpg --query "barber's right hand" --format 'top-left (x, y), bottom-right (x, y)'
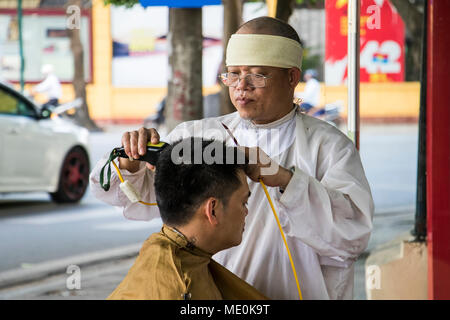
top-left (120, 127), bottom-right (160, 172)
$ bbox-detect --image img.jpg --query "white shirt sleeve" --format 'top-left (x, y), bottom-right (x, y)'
top-left (88, 122), bottom-right (193, 221)
top-left (34, 77), bottom-right (52, 93)
top-left (276, 131), bottom-right (374, 263)
top-left (34, 75), bottom-right (62, 100)
top-left (301, 79), bottom-right (321, 106)
top-left (89, 153), bottom-right (160, 221)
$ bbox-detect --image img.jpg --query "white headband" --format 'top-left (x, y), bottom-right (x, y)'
top-left (226, 34), bottom-right (303, 69)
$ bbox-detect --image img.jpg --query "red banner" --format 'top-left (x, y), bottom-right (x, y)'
top-left (325, 0), bottom-right (405, 84)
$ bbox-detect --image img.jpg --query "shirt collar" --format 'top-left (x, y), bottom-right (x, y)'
top-left (242, 105), bottom-right (298, 130)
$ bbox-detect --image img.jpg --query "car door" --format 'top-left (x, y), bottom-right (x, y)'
top-left (0, 86), bottom-right (53, 192)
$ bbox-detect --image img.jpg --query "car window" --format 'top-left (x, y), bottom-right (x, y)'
top-left (0, 88), bottom-right (36, 117)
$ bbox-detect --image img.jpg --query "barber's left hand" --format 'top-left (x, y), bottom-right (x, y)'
top-left (240, 146), bottom-right (293, 189)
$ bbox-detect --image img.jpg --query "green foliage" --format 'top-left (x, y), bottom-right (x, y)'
top-left (104, 0), bottom-right (139, 8)
top-left (301, 47), bottom-right (322, 79)
top-left (295, 0), bottom-right (324, 8)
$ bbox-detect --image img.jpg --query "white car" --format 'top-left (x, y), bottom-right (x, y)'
top-left (0, 81), bottom-right (90, 203)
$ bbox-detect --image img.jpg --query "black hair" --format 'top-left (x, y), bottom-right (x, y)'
top-left (238, 16), bottom-right (303, 47)
top-left (154, 138), bottom-right (247, 227)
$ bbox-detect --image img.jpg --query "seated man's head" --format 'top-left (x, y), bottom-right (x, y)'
top-left (154, 138), bottom-right (250, 254)
top-left (221, 16), bottom-right (303, 124)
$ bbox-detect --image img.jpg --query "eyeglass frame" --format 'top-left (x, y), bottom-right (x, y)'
top-left (218, 72), bottom-right (272, 88)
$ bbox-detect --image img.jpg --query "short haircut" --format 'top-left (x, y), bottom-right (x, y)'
top-left (238, 16), bottom-right (303, 47)
top-left (154, 138), bottom-right (247, 227)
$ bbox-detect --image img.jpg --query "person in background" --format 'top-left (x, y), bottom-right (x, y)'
top-left (298, 69), bottom-right (321, 115)
top-left (31, 64), bottom-right (62, 108)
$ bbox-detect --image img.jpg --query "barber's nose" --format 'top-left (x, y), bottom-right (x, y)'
top-left (236, 76), bottom-right (250, 90)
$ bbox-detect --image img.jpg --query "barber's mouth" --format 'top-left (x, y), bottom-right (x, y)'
top-left (236, 98), bottom-right (253, 106)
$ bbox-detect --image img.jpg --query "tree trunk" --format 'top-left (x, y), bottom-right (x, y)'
top-left (275, 0), bottom-right (296, 22)
top-left (66, 0), bottom-right (101, 132)
top-left (220, 0), bottom-right (243, 116)
top-left (165, 8), bottom-right (203, 132)
top-left (389, 0), bottom-right (424, 81)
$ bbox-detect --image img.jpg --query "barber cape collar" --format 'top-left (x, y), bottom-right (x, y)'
top-left (162, 225), bottom-right (269, 300)
top-left (163, 225), bottom-right (209, 256)
top-left (226, 34), bottom-right (303, 69)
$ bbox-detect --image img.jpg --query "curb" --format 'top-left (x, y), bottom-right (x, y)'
top-left (0, 243), bottom-right (141, 290)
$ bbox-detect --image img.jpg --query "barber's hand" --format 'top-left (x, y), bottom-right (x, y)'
top-left (240, 147), bottom-right (293, 189)
top-left (119, 127), bottom-right (160, 172)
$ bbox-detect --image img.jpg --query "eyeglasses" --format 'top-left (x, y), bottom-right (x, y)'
top-left (219, 72), bottom-right (271, 88)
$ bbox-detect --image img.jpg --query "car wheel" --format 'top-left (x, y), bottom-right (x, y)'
top-left (50, 147), bottom-right (90, 203)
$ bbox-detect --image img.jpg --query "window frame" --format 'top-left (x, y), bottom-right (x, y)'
top-left (0, 82), bottom-right (39, 119)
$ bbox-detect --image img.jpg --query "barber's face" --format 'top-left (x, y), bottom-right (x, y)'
top-left (217, 170), bottom-right (250, 249)
top-left (228, 66), bottom-right (297, 124)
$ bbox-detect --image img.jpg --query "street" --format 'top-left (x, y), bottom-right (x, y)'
top-left (0, 125), bottom-right (163, 272)
top-left (360, 124), bottom-right (418, 211)
top-left (0, 123), bottom-right (419, 276)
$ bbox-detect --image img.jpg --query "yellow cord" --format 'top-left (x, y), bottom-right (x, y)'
top-left (112, 160), bottom-right (157, 206)
top-left (260, 178), bottom-right (303, 300)
top-left (111, 160), bottom-right (124, 183)
top-left (138, 200), bottom-right (158, 206)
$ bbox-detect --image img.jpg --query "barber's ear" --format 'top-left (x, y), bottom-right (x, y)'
top-left (289, 68), bottom-right (301, 88)
top-left (204, 198), bottom-right (219, 226)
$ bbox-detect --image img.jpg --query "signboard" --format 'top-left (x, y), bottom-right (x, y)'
top-left (111, 5), bottom-right (223, 87)
top-left (139, 0), bottom-right (221, 8)
top-left (325, 0), bottom-right (405, 85)
top-left (111, 3), bottom-right (266, 87)
top-left (0, 10), bottom-right (91, 83)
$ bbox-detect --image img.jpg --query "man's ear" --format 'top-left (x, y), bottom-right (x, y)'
top-left (289, 68), bottom-right (301, 88)
top-left (204, 197), bottom-right (219, 226)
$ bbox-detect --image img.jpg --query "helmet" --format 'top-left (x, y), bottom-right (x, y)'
top-left (304, 69), bottom-right (318, 79)
top-left (41, 64), bottom-right (54, 76)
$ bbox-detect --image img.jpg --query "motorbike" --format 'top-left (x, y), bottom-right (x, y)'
top-left (299, 100), bottom-right (343, 128)
top-left (314, 101), bottom-right (343, 127)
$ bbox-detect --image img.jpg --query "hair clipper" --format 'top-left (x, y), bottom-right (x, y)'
top-left (114, 141), bottom-right (169, 166)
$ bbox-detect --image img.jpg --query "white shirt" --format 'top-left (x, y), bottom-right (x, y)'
top-left (34, 74), bottom-right (62, 100)
top-left (89, 108), bottom-right (374, 300)
top-left (298, 78), bottom-right (320, 107)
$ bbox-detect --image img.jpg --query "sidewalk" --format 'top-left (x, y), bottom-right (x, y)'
top-left (0, 243), bottom-right (141, 300)
top-left (0, 207), bottom-right (416, 300)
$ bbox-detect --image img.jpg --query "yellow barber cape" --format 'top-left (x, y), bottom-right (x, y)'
top-left (108, 225), bottom-right (268, 300)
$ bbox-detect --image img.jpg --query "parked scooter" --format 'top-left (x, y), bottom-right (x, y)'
top-left (143, 97), bottom-right (166, 130)
top-left (143, 92), bottom-right (221, 132)
top-left (314, 101), bottom-right (343, 127)
top-left (299, 100), bottom-right (343, 128)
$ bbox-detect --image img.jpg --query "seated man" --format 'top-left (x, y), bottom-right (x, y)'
top-left (108, 138), bottom-right (267, 300)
